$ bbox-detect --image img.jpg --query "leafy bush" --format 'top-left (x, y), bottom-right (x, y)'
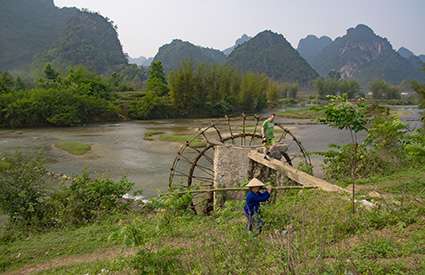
top-left (57, 173), bottom-right (133, 225)
top-left (322, 144), bottom-right (383, 181)
top-left (0, 153), bottom-right (133, 229)
top-left (0, 153), bottom-right (53, 228)
top-left (149, 191), bottom-right (193, 214)
top-left (403, 130), bottom-right (425, 164)
top-left (128, 91), bottom-right (173, 120)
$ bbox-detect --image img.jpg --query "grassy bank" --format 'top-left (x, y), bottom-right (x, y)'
top-left (1, 167), bottom-right (424, 274)
top-left (277, 108), bottom-right (320, 119)
top-left (55, 141), bottom-right (91, 156)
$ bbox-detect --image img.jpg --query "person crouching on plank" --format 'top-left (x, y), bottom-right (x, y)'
top-left (244, 178), bottom-right (272, 234)
top-left (262, 113), bottom-right (276, 160)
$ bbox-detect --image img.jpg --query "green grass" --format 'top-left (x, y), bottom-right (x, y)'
top-left (0, 160), bottom-right (11, 172)
top-left (55, 141), bottom-right (91, 156)
top-left (143, 130), bottom-right (165, 141)
top-left (0, 217), bottom-right (124, 272)
top-left (159, 134), bottom-right (206, 148)
top-left (277, 108), bottom-right (320, 119)
top-left (1, 167), bottom-right (424, 274)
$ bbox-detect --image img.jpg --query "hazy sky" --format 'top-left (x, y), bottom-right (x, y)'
top-left (54, 0), bottom-right (425, 58)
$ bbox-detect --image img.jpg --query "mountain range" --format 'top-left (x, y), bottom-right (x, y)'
top-left (128, 56), bottom-right (153, 67)
top-left (0, 1), bottom-right (423, 86)
top-left (0, 0), bottom-right (127, 73)
top-left (297, 35), bottom-right (333, 64)
top-left (223, 34), bottom-right (252, 56)
top-left (298, 24), bottom-right (424, 85)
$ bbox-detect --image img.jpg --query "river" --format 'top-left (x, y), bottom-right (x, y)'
top-left (0, 106), bottom-right (421, 197)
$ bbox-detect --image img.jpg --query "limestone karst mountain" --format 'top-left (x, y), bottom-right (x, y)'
top-left (226, 30), bottom-right (318, 84)
top-left (307, 24), bottom-right (424, 85)
top-left (153, 39), bottom-right (226, 72)
top-left (0, 0), bottom-right (127, 73)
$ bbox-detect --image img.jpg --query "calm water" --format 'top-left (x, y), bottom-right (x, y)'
top-left (0, 106), bottom-right (421, 197)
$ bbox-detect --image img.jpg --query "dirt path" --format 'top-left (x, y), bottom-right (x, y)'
top-left (6, 247), bottom-right (138, 275)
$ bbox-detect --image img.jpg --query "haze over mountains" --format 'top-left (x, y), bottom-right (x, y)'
top-left (1, 0), bottom-right (424, 86)
top-left (298, 24), bottom-right (424, 85)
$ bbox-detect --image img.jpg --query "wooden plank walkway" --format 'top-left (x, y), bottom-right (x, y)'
top-left (248, 151), bottom-right (350, 194)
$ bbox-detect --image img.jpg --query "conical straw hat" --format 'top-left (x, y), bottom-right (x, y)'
top-left (246, 178), bottom-right (265, 187)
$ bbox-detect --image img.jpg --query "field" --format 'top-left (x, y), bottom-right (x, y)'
top-left (1, 167), bottom-right (424, 274)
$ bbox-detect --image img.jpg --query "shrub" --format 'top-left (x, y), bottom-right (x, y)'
top-left (0, 153), bottom-right (53, 228)
top-left (58, 173), bottom-right (133, 225)
top-left (403, 130), bottom-right (425, 164)
top-left (322, 144), bottom-right (387, 180)
top-left (128, 91), bottom-right (173, 119)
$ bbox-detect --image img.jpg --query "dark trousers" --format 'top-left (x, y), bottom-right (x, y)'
top-left (245, 211), bottom-right (264, 234)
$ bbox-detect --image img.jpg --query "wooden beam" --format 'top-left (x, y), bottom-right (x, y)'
top-left (171, 185), bottom-right (317, 195)
top-left (248, 151), bottom-right (350, 194)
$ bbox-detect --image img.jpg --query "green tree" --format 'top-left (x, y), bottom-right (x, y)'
top-left (369, 80), bottom-right (401, 100)
top-left (146, 61), bottom-right (168, 96)
top-left (0, 72), bottom-right (15, 93)
top-left (319, 95), bottom-right (369, 213)
top-left (266, 80), bottom-right (280, 108)
top-left (314, 78), bottom-right (360, 99)
top-left (411, 65), bottom-right (425, 126)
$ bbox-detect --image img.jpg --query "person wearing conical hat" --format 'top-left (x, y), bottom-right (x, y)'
top-left (244, 178), bottom-right (272, 234)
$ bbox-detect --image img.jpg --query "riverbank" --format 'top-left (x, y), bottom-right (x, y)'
top-left (1, 166), bottom-right (424, 274)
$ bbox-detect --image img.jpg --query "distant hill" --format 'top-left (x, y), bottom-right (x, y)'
top-left (226, 30), bottom-right (318, 84)
top-left (420, 55), bottom-right (425, 63)
top-left (153, 39), bottom-right (226, 72)
top-left (397, 47), bottom-right (424, 69)
top-left (297, 35), bottom-right (332, 63)
top-left (0, 0), bottom-right (127, 73)
top-left (223, 34), bottom-right (252, 56)
top-left (309, 24), bottom-right (425, 85)
top-left (128, 56), bottom-right (153, 67)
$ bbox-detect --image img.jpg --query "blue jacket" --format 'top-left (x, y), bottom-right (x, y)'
top-left (244, 191), bottom-right (270, 216)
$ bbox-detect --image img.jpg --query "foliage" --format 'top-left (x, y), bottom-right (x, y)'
top-left (0, 66), bottom-right (120, 128)
top-left (366, 115), bottom-right (407, 162)
top-left (109, 64), bottom-right (147, 91)
top-left (128, 91), bottom-right (172, 120)
top-left (411, 77), bottom-right (425, 126)
top-left (146, 61), bottom-right (168, 96)
top-left (369, 80), bottom-right (401, 100)
top-left (322, 144), bottom-right (387, 180)
top-left (0, 72), bottom-right (16, 93)
top-left (319, 95), bottom-right (368, 135)
top-left (169, 61), bottom-right (273, 117)
top-left (149, 191), bottom-right (193, 215)
top-left (0, 153), bottom-right (52, 228)
top-left (57, 173), bottom-right (133, 225)
top-left (0, 153), bottom-right (133, 229)
top-left (403, 130), bottom-right (425, 164)
top-left (313, 77), bottom-right (361, 99)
